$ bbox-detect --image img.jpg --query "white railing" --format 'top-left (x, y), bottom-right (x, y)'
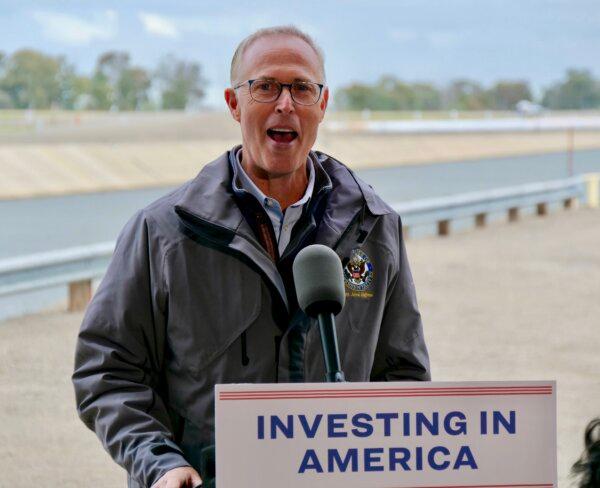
top-left (325, 116), bottom-right (600, 134)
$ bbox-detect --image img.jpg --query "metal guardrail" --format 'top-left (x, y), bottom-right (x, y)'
top-left (0, 241), bottom-right (114, 311)
top-left (393, 175), bottom-right (596, 236)
top-left (0, 174), bottom-right (598, 312)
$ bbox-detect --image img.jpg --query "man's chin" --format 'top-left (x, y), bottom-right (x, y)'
top-left (260, 154), bottom-right (308, 178)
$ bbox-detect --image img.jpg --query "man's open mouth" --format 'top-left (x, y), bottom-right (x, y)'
top-left (267, 128), bottom-right (298, 144)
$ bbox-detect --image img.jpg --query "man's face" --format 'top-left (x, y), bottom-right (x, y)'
top-left (225, 34), bottom-right (329, 179)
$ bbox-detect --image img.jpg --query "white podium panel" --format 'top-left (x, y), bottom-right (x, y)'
top-left (216, 381), bottom-right (556, 488)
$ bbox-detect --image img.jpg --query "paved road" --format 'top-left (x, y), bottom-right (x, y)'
top-left (1, 208), bottom-right (598, 486)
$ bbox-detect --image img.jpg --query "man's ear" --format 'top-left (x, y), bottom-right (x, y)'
top-left (224, 88), bottom-right (241, 123)
top-left (318, 86), bottom-right (329, 122)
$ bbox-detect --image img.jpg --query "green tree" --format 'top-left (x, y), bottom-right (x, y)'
top-left (59, 74), bottom-right (94, 110)
top-left (92, 51), bottom-right (129, 109)
top-left (412, 83), bottom-right (442, 110)
top-left (335, 77), bottom-right (442, 111)
top-left (89, 71), bottom-right (112, 110)
top-left (96, 51), bottom-right (129, 86)
top-left (542, 69), bottom-right (600, 109)
top-left (335, 76), bottom-right (413, 110)
top-left (487, 80), bottom-right (532, 110)
top-left (378, 75), bottom-right (414, 110)
top-left (54, 61), bottom-right (92, 110)
top-left (90, 51), bottom-right (151, 110)
top-left (444, 80), bottom-right (489, 110)
top-left (334, 82), bottom-right (375, 110)
top-left (0, 51), bottom-right (10, 108)
top-left (156, 55), bottom-right (205, 109)
top-left (117, 67), bottom-right (151, 110)
top-left (0, 49), bottom-right (65, 108)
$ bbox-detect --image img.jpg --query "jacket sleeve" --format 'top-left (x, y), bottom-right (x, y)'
top-left (370, 216), bottom-right (431, 382)
top-left (72, 211), bottom-right (190, 487)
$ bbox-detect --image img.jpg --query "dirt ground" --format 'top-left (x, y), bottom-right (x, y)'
top-left (0, 208), bottom-right (598, 486)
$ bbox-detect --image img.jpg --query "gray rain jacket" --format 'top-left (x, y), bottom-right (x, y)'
top-left (72, 149), bottom-right (430, 487)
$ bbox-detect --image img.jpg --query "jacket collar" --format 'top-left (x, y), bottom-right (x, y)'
top-left (174, 148), bottom-right (391, 233)
top-left (173, 147), bottom-right (393, 311)
top-left (312, 151), bottom-right (393, 250)
top-left (174, 147), bottom-right (395, 266)
top-left (316, 151), bottom-right (393, 217)
top-left (174, 151), bottom-right (248, 236)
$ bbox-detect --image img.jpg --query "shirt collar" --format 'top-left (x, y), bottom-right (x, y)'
top-left (231, 145), bottom-right (315, 210)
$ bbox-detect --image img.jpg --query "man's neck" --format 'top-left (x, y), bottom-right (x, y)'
top-left (241, 157), bottom-right (309, 211)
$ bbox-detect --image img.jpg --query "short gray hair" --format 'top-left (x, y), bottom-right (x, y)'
top-left (230, 25), bottom-right (326, 85)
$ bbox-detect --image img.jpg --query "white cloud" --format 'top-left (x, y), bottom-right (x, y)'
top-left (31, 10), bottom-right (117, 45)
top-left (426, 31), bottom-right (461, 49)
top-left (389, 29), bottom-right (418, 43)
top-left (136, 12), bottom-right (283, 38)
top-left (389, 28), bottom-right (462, 49)
top-left (177, 14), bottom-right (276, 37)
top-left (138, 12), bottom-right (179, 39)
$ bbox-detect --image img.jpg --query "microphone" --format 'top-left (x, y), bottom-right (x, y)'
top-left (293, 244), bottom-right (346, 382)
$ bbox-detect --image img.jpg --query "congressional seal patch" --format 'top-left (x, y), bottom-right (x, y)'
top-left (344, 248), bottom-right (374, 298)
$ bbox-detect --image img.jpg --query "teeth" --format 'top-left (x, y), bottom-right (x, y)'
top-left (270, 128), bottom-right (294, 133)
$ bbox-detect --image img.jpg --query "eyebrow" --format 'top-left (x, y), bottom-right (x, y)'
top-left (255, 76), bottom-right (311, 83)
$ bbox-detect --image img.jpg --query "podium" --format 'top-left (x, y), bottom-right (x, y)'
top-left (215, 381), bottom-right (556, 487)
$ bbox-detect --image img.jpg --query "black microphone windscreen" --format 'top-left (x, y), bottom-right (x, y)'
top-left (292, 244), bottom-right (346, 317)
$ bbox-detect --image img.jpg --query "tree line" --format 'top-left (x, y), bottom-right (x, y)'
top-left (334, 70), bottom-right (600, 111)
top-left (0, 49), bottom-right (205, 110)
top-left (1, 48), bottom-right (598, 112)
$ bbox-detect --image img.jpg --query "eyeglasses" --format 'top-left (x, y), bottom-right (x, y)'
top-left (233, 79), bottom-right (324, 106)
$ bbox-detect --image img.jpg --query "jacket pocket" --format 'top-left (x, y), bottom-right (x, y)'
top-left (165, 242), bottom-right (262, 374)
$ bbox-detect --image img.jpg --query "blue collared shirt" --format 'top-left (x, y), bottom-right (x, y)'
top-left (231, 146), bottom-right (315, 257)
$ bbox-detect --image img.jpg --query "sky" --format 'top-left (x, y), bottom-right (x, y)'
top-left (1, 0), bottom-right (599, 107)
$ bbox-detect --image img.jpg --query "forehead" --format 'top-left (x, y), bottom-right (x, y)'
top-left (238, 34), bottom-right (322, 81)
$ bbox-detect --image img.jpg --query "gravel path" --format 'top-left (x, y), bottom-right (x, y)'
top-left (0, 208), bottom-right (598, 486)
top-left (408, 208), bottom-right (600, 487)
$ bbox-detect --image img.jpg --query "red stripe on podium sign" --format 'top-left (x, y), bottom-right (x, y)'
top-left (385, 484), bottom-right (553, 488)
top-left (220, 386), bottom-right (552, 395)
top-left (219, 385), bottom-right (553, 401)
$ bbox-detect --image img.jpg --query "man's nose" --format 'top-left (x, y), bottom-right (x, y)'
top-left (275, 86), bottom-right (295, 113)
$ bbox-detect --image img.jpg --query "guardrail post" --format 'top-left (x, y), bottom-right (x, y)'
top-left (508, 207), bottom-right (519, 222)
top-left (536, 203), bottom-right (548, 216)
top-left (69, 280), bottom-right (92, 312)
top-left (437, 220), bottom-right (450, 236)
top-left (402, 226), bottom-right (410, 240)
top-left (585, 173), bottom-right (599, 208)
top-left (475, 213), bottom-right (486, 228)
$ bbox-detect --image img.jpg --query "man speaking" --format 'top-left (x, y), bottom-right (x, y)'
top-left (72, 26), bottom-right (430, 488)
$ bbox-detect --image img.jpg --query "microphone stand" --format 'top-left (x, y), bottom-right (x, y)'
top-left (317, 313), bottom-right (345, 382)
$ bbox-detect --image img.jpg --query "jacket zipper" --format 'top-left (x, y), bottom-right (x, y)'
top-left (176, 203), bottom-right (378, 379)
top-left (240, 331), bottom-right (250, 366)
